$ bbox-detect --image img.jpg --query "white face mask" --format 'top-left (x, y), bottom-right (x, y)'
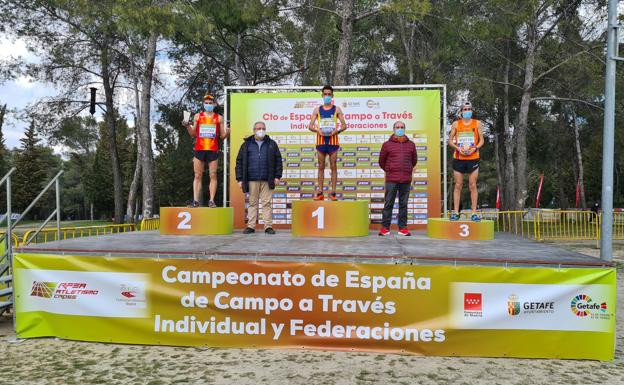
top-left (255, 129), bottom-right (266, 139)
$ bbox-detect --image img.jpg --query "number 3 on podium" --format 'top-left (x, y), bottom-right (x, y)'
top-left (177, 211), bottom-right (192, 230)
top-left (459, 224), bottom-right (469, 238)
top-left (312, 207), bottom-right (325, 229)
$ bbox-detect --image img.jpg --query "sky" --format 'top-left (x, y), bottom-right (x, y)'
top-left (0, 35), bottom-right (182, 153)
top-left (0, 36), bottom-right (57, 150)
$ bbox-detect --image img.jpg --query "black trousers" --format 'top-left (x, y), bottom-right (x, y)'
top-left (382, 182), bottom-right (410, 229)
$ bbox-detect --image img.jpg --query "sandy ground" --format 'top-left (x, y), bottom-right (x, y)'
top-left (1, 243), bottom-right (623, 385)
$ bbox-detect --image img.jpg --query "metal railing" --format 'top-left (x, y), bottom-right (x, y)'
top-left (140, 217), bottom-right (160, 231)
top-left (474, 209), bottom-right (617, 242)
top-left (19, 171), bottom-right (64, 246)
top-left (0, 168), bottom-right (16, 315)
top-left (21, 224), bottom-right (136, 246)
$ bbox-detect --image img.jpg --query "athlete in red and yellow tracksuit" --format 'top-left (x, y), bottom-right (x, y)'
top-left (183, 95), bottom-right (229, 208)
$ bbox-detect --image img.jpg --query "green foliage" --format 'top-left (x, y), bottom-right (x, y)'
top-left (12, 121), bottom-right (62, 218)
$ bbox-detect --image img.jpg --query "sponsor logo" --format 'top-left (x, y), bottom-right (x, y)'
top-left (117, 283), bottom-right (146, 307)
top-left (341, 101), bottom-right (360, 108)
top-left (507, 294), bottom-right (520, 316)
top-left (366, 100), bottom-right (380, 109)
top-left (571, 294), bottom-right (608, 318)
top-left (463, 293), bottom-right (483, 317)
top-left (31, 281), bottom-right (99, 300)
top-left (357, 181), bottom-right (371, 186)
top-left (294, 101), bottom-right (318, 109)
top-left (507, 294), bottom-right (555, 316)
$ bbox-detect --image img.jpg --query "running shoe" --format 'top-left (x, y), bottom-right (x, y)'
top-left (329, 192), bottom-right (338, 201)
top-left (187, 200), bottom-right (199, 208)
top-left (398, 228), bottom-right (412, 236)
top-left (471, 213), bottom-right (481, 222)
top-left (265, 227), bottom-right (276, 235)
top-left (378, 227), bottom-right (390, 236)
top-left (450, 212), bottom-right (460, 221)
top-left (208, 200), bottom-right (217, 208)
top-left (243, 227), bottom-right (255, 234)
top-left (313, 192), bottom-right (324, 201)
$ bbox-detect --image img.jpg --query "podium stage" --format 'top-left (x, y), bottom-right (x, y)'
top-left (17, 230), bottom-right (605, 267)
top-left (13, 229), bottom-right (615, 360)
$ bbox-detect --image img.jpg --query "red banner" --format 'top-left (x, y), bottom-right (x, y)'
top-left (535, 173), bottom-right (544, 209)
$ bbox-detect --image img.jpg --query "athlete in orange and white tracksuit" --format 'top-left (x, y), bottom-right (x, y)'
top-left (448, 101), bottom-right (484, 221)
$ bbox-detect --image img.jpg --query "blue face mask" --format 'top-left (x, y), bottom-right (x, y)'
top-left (322, 96), bottom-right (332, 105)
top-left (204, 103), bottom-right (215, 112)
top-left (395, 128), bottom-right (405, 137)
top-left (462, 111), bottom-right (472, 119)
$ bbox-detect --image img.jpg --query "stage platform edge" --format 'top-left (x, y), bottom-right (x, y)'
top-left (427, 218), bottom-right (494, 241)
top-left (291, 200), bottom-right (369, 237)
top-left (160, 207), bottom-right (233, 235)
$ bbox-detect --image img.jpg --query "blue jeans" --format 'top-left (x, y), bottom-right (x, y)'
top-left (382, 182), bottom-right (410, 229)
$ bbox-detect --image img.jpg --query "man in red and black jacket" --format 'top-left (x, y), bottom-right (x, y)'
top-left (378, 121), bottom-right (417, 236)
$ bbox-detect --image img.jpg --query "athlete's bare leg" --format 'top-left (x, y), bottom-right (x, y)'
top-left (329, 151), bottom-right (338, 193)
top-left (193, 158), bottom-right (205, 203)
top-left (468, 168), bottom-right (479, 212)
top-left (208, 159), bottom-right (218, 203)
top-left (317, 151), bottom-right (326, 194)
top-left (453, 170), bottom-right (463, 213)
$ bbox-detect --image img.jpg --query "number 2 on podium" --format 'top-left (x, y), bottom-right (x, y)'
top-left (312, 207), bottom-right (325, 229)
top-left (177, 211), bottom-right (192, 230)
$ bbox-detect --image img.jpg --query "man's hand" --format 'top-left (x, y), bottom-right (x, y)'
top-left (182, 120), bottom-right (191, 128)
top-left (237, 181), bottom-right (243, 189)
top-left (274, 178), bottom-right (280, 185)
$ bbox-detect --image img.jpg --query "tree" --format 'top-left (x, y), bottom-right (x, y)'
top-left (1, 0), bottom-right (131, 223)
top-left (12, 121), bottom-right (53, 215)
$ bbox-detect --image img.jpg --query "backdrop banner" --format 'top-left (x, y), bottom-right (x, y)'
top-left (228, 90), bottom-right (441, 229)
top-left (14, 253), bottom-right (615, 360)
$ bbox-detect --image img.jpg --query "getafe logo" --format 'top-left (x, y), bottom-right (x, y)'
top-left (507, 295), bottom-right (554, 316)
top-left (30, 281), bottom-right (98, 300)
top-left (463, 293), bottom-right (483, 317)
top-left (571, 294), bottom-right (607, 317)
top-left (507, 294), bottom-right (520, 316)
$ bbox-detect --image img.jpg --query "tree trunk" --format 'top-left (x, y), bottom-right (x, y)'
top-left (139, 31), bottom-right (157, 219)
top-left (571, 108), bottom-right (586, 209)
top-left (502, 60), bottom-right (516, 210)
top-left (127, 131), bottom-right (142, 223)
top-left (397, 15), bottom-right (415, 84)
top-left (127, 61), bottom-right (142, 224)
top-left (515, 24), bottom-right (537, 210)
top-left (101, 45), bottom-right (124, 224)
top-left (333, 0), bottom-right (355, 85)
top-left (234, 32), bottom-right (248, 86)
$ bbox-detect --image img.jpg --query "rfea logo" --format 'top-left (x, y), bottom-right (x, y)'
top-left (30, 281), bottom-right (98, 300)
top-left (30, 281), bottom-right (57, 298)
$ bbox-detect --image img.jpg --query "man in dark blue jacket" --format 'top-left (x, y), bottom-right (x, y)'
top-left (235, 121), bottom-right (283, 234)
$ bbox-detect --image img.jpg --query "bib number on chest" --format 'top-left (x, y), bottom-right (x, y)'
top-left (457, 131), bottom-right (475, 149)
top-left (199, 123), bottom-right (217, 138)
top-left (319, 118), bottom-right (335, 136)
